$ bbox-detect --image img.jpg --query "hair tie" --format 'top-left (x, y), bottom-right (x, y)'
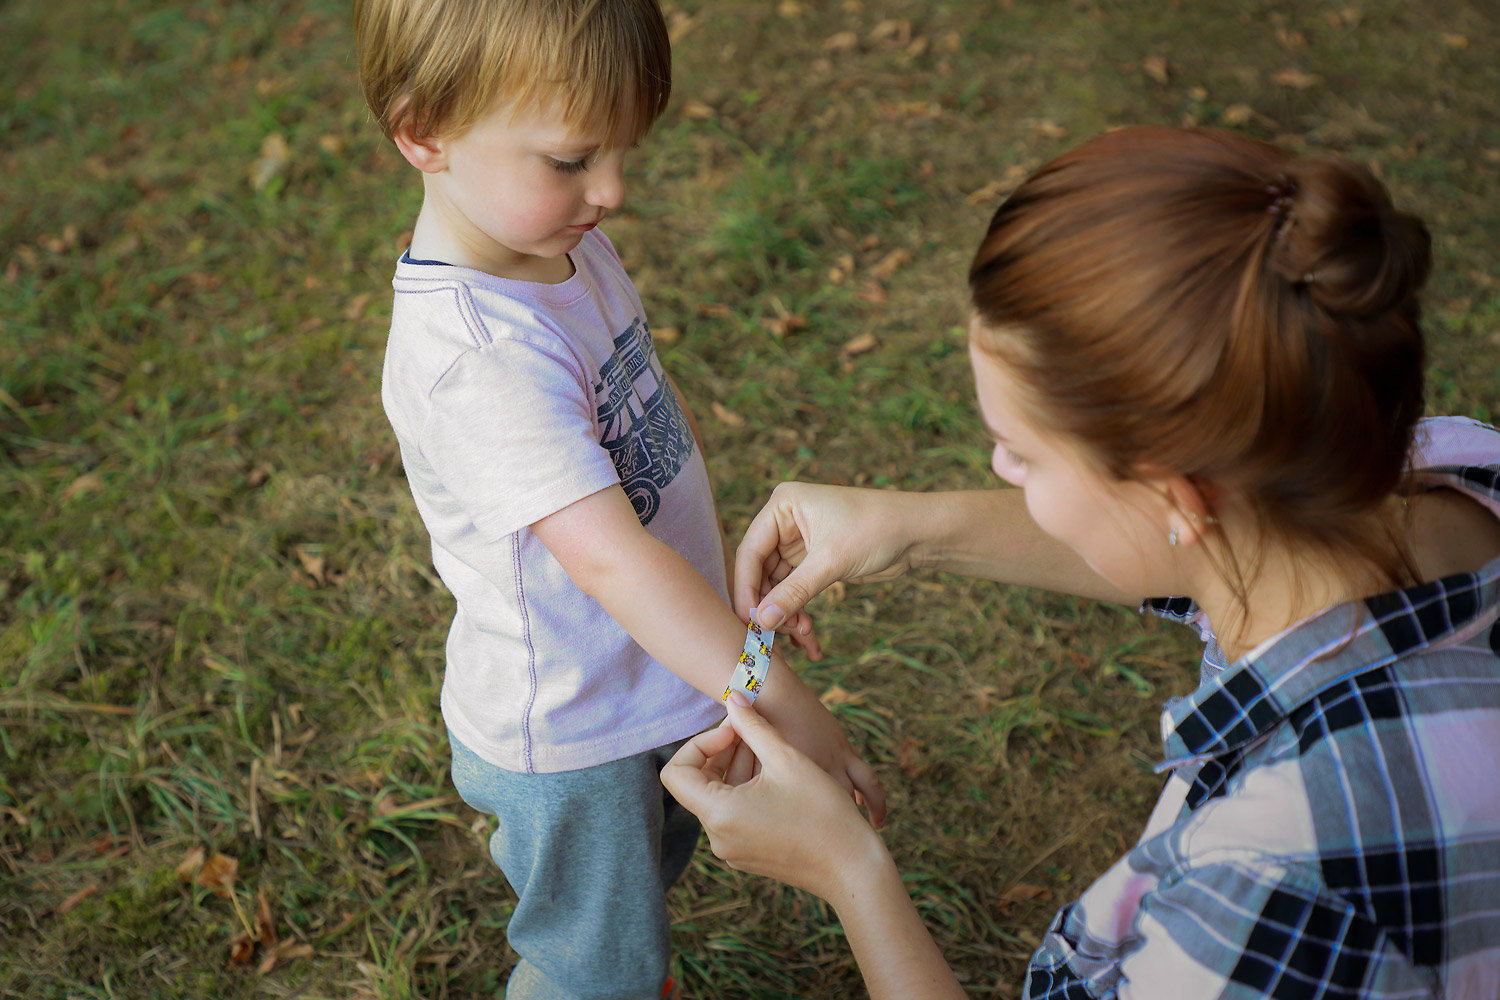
top-left (1266, 175), bottom-right (1298, 237)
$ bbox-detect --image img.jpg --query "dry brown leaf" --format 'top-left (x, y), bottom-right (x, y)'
top-left (1033, 119), bottom-right (1068, 139)
top-left (820, 684), bottom-right (864, 706)
top-left (197, 852), bottom-right (238, 898)
top-left (936, 31), bottom-right (961, 53)
top-left (841, 332), bottom-right (879, 357)
top-left (61, 472), bottom-right (104, 501)
top-left (869, 248), bottom-right (910, 280)
top-left (826, 580), bottom-right (847, 602)
top-left (651, 325), bottom-right (680, 344)
top-left (344, 292), bottom-right (373, 321)
top-left (1482, 149), bottom-right (1500, 164)
top-left (1142, 56), bottom-right (1169, 84)
top-left (695, 301), bottom-right (731, 318)
top-left (868, 19), bottom-right (911, 47)
top-left (680, 99), bottom-right (715, 121)
top-left (827, 251), bottom-right (856, 284)
top-left (710, 402), bottom-right (745, 427)
top-left (1221, 103), bottom-right (1256, 126)
top-left (1276, 28), bottom-right (1307, 50)
top-left (251, 133), bottom-right (290, 192)
top-left (776, 0), bottom-right (804, 16)
top-left (1272, 67), bottom-right (1322, 89)
top-left (967, 179), bottom-right (1013, 205)
top-left (854, 282), bottom-right (886, 304)
top-left (317, 134), bottom-right (343, 155)
top-left (256, 886), bottom-right (277, 947)
top-left (229, 932), bottom-right (256, 966)
top-left (57, 884), bottom-right (100, 915)
top-left (822, 31), bottom-right (859, 53)
top-left (896, 737), bottom-right (928, 776)
top-left (1442, 33), bottom-right (1468, 49)
top-left (293, 545), bottom-right (327, 587)
top-left (176, 845), bottom-right (207, 881)
top-left (906, 36), bottom-right (929, 57)
top-left (761, 314), bottom-right (807, 337)
top-left (998, 883), bottom-right (1053, 912)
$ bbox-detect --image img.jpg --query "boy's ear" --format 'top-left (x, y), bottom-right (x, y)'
top-left (393, 121), bottom-right (448, 174)
top-left (388, 98), bottom-right (447, 173)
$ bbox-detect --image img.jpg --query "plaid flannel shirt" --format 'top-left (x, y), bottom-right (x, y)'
top-left (1026, 417), bottom-right (1500, 999)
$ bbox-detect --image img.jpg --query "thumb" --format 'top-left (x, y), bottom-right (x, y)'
top-left (757, 557), bottom-right (837, 630)
top-left (723, 692), bottom-right (789, 759)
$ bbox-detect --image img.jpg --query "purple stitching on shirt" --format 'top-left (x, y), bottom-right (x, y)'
top-left (512, 533), bottom-right (539, 774)
top-left (392, 282), bottom-right (491, 349)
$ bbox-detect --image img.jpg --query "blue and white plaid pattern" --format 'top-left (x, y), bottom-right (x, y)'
top-left (1026, 418), bottom-right (1500, 999)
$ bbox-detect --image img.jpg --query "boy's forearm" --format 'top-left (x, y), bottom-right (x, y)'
top-left (596, 534), bottom-right (758, 699)
top-left (541, 497), bottom-right (756, 699)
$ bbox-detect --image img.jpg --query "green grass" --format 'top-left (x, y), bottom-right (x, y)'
top-left (3, 0), bottom-right (1499, 996)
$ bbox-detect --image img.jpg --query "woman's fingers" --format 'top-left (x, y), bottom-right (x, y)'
top-left (848, 756), bottom-right (888, 828)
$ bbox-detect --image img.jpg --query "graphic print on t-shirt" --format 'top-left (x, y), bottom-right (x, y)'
top-left (594, 318), bottom-right (695, 525)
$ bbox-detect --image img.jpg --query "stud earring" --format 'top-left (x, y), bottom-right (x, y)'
top-left (1168, 527), bottom-right (1179, 547)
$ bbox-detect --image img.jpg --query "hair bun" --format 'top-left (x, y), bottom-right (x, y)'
top-left (1269, 157), bottom-right (1432, 318)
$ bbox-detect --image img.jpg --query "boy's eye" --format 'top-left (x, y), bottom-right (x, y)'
top-left (548, 157), bottom-right (588, 175)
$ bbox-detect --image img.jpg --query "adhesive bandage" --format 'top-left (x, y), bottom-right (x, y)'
top-left (723, 617), bottom-right (773, 703)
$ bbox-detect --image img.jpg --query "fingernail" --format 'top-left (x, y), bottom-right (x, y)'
top-left (758, 603), bottom-right (784, 628)
top-left (728, 691), bottom-right (750, 707)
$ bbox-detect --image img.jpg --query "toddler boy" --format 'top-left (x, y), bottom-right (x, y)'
top-left (353, 0), bottom-right (886, 995)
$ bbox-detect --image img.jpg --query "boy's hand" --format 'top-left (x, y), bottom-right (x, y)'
top-left (751, 652), bottom-right (886, 827)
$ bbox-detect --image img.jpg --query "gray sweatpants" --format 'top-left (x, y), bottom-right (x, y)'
top-left (448, 731), bottom-right (700, 999)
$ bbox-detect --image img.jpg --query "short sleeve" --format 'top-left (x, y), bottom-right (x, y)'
top-left (420, 339), bottom-right (620, 541)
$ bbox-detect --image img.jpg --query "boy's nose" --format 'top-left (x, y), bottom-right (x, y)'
top-left (588, 161), bottom-right (626, 210)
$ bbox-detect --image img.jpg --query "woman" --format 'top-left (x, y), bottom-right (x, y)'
top-left (663, 126), bottom-right (1500, 998)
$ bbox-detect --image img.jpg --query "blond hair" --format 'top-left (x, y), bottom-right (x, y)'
top-left (354, 0), bottom-right (672, 147)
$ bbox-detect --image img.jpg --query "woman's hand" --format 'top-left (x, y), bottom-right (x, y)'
top-left (751, 656), bottom-right (887, 828)
top-left (662, 693), bottom-right (888, 897)
top-left (733, 483), bottom-right (925, 632)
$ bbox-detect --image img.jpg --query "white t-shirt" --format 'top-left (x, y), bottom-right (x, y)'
top-left (381, 230), bottom-right (725, 773)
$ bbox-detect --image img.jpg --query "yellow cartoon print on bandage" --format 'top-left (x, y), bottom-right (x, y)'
top-left (724, 613), bottom-right (774, 703)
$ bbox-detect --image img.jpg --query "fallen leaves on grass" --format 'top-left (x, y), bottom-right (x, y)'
top-left (896, 737), bottom-right (928, 776)
top-left (294, 545), bottom-right (328, 588)
top-left (61, 472), bottom-right (104, 501)
top-left (1272, 67), bottom-right (1323, 89)
top-left (711, 402), bottom-right (745, 427)
top-left (761, 313), bottom-right (807, 337)
top-left (823, 31), bottom-right (859, 53)
top-left (827, 251), bottom-right (856, 284)
top-left (250, 133), bottom-right (290, 192)
top-left (998, 883), bottom-right (1053, 914)
top-left (868, 248), bottom-right (910, 280)
top-left (1142, 56), bottom-right (1169, 84)
top-left (1221, 103), bottom-right (1256, 125)
top-left (197, 852), bottom-right (239, 898)
top-left (820, 684), bottom-right (865, 706)
top-left (841, 333), bottom-right (879, 357)
top-left (56, 884), bottom-right (100, 915)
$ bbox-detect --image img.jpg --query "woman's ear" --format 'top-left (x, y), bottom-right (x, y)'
top-left (1160, 474), bottom-right (1218, 549)
top-left (390, 100), bottom-right (448, 174)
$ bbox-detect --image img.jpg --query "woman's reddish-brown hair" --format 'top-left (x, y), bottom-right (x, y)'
top-left (968, 125), bottom-right (1432, 587)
